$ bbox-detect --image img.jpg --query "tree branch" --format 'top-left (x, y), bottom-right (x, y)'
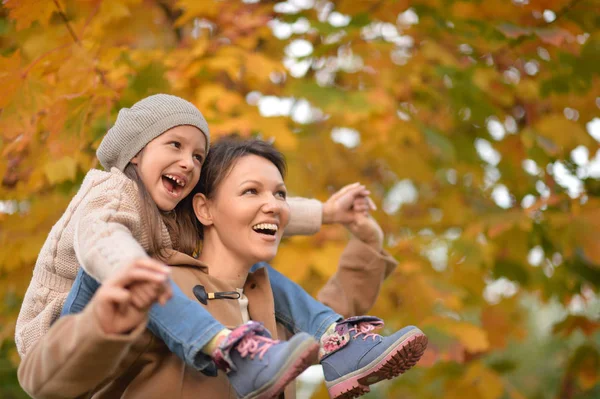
top-left (52, 0), bottom-right (80, 45)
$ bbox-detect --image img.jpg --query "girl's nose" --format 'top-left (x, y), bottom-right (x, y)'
top-left (179, 154), bottom-right (194, 170)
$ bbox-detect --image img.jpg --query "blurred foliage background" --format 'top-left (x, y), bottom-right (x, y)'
top-left (1, 0), bottom-right (600, 398)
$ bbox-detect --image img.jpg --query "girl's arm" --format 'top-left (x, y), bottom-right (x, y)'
top-left (73, 171), bottom-right (155, 282)
top-left (285, 183), bottom-right (371, 237)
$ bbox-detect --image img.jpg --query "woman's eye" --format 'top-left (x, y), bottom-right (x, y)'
top-left (169, 141), bottom-right (181, 149)
top-left (276, 191), bottom-right (287, 199)
top-left (243, 188), bottom-right (258, 195)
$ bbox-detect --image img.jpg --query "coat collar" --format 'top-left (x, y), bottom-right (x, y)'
top-left (166, 251), bottom-right (278, 339)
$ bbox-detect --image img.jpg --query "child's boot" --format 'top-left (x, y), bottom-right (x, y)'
top-left (319, 316), bottom-right (427, 399)
top-left (213, 321), bottom-right (319, 399)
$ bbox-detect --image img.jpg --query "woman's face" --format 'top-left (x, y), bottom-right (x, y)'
top-left (202, 154), bottom-right (290, 265)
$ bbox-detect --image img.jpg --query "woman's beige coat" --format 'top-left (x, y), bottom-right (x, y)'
top-left (18, 238), bottom-right (397, 399)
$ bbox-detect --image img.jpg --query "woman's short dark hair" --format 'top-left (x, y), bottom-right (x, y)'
top-left (195, 135), bottom-right (287, 199)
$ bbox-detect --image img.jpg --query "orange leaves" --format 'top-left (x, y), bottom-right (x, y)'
top-left (566, 344), bottom-right (600, 392)
top-left (482, 301), bottom-right (527, 349)
top-left (4, 0), bottom-right (57, 31)
top-left (496, 24), bottom-right (576, 49)
top-left (0, 50), bottom-right (24, 108)
top-left (553, 315), bottom-right (600, 337)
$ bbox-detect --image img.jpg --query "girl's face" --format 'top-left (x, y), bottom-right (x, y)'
top-left (131, 125), bottom-right (206, 212)
top-left (201, 154), bottom-right (290, 265)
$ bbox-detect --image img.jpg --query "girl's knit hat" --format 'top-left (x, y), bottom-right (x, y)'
top-left (97, 94), bottom-right (210, 171)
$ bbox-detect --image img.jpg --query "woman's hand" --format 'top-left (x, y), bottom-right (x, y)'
top-left (322, 182), bottom-right (376, 224)
top-left (344, 212), bottom-right (384, 251)
top-left (93, 259), bottom-right (172, 335)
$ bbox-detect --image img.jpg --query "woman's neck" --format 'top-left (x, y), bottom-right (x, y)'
top-left (198, 237), bottom-right (251, 289)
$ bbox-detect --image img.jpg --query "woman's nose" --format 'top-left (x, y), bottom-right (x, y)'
top-left (262, 196), bottom-right (282, 214)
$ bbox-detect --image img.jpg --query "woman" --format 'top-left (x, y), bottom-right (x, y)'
top-left (18, 138), bottom-right (424, 399)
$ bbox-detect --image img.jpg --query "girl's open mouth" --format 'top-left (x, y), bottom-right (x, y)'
top-left (162, 175), bottom-right (184, 197)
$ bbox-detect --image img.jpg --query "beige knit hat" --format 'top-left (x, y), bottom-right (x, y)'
top-left (97, 94), bottom-right (210, 171)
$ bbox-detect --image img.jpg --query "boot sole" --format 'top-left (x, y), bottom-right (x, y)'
top-left (326, 328), bottom-right (428, 399)
top-left (242, 338), bottom-right (320, 399)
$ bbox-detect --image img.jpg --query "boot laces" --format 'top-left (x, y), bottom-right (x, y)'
top-left (350, 322), bottom-right (382, 341)
top-left (236, 332), bottom-right (279, 360)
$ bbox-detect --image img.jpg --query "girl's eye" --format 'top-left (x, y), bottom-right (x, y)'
top-left (193, 154), bottom-right (203, 163)
top-left (276, 190), bottom-right (287, 199)
top-left (169, 141), bottom-right (181, 149)
top-left (243, 188), bottom-right (258, 195)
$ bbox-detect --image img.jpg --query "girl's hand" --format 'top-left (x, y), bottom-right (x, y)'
top-left (322, 183), bottom-right (376, 224)
top-left (344, 212), bottom-right (384, 251)
top-left (94, 259), bottom-right (172, 335)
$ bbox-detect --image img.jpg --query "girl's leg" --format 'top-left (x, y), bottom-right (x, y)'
top-left (62, 268), bottom-right (224, 374)
top-left (251, 262), bottom-right (342, 340)
top-left (251, 263), bottom-right (428, 399)
top-left (62, 268), bottom-right (319, 398)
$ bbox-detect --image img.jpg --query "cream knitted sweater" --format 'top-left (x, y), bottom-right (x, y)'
top-left (15, 168), bottom-right (322, 358)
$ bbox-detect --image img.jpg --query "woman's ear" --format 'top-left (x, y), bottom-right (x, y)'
top-left (193, 193), bottom-right (213, 226)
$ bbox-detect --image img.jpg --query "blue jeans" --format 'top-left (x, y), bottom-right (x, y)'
top-left (62, 264), bottom-right (341, 374)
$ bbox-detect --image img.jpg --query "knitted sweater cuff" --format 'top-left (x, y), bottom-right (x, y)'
top-left (285, 197), bottom-right (323, 236)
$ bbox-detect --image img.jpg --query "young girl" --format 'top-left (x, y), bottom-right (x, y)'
top-left (16, 94), bottom-right (375, 399)
top-left (18, 137), bottom-right (427, 399)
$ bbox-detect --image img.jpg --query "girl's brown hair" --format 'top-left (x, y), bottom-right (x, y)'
top-left (123, 163), bottom-right (201, 258)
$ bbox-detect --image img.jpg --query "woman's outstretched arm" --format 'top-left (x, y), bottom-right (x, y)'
top-left (317, 213), bottom-right (398, 318)
top-left (18, 260), bottom-right (171, 399)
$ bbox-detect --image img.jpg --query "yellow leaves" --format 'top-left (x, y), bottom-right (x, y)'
top-left (272, 237), bottom-right (346, 282)
top-left (435, 319), bottom-right (490, 353)
top-left (515, 79), bottom-right (539, 101)
top-left (245, 52), bottom-right (285, 85)
top-left (258, 117), bottom-right (298, 151)
top-left (209, 111), bottom-right (298, 151)
top-left (43, 156), bottom-right (78, 185)
top-left (98, 0), bottom-right (132, 23)
top-left (4, 0), bottom-right (57, 31)
top-left (204, 47), bottom-right (244, 81)
top-left (175, 0), bottom-right (221, 25)
top-left (86, 0), bottom-right (137, 38)
top-left (533, 114), bottom-right (594, 154)
top-left (202, 46), bottom-right (284, 86)
top-left (473, 69), bottom-right (513, 107)
top-left (195, 84), bottom-right (245, 115)
top-left (439, 361), bottom-right (505, 399)
top-left (420, 41), bottom-right (458, 67)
